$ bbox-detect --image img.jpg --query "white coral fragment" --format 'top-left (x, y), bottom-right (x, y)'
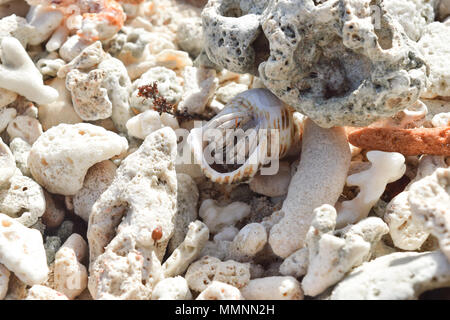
top-left (0, 37), bottom-right (58, 104)
top-left (0, 213), bottom-right (48, 285)
top-left (197, 281), bottom-right (244, 300)
top-left (240, 276), bottom-right (303, 300)
top-left (28, 123), bottom-right (128, 195)
top-left (269, 118), bottom-right (351, 258)
top-left (302, 205), bottom-right (388, 297)
top-left (336, 151), bottom-right (406, 228)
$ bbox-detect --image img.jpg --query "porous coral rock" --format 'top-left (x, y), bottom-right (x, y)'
top-left (185, 255), bottom-right (251, 292)
top-left (41, 191), bottom-right (65, 228)
top-left (176, 17), bottom-right (204, 58)
top-left (335, 151), bottom-right (406, 228)
top-left (28, 123), bottom-right (128, 195)
top-left (168, 173), bottom-right (200, 253)
top-left (418, 22), bottom-right (450, 99)
top-left (73, 160), bottom-right (116, 222)
top-left (0, 213), bottom-right (48, 285)
top-left (129, 66), bottom-right (183, 113)
top-left (203, 0), bottom-right (428, 128)
top-left (65, 69), bottom-right (112, 121)
top-left (408, 167), bottom-right (450, 261)
top-left (162, 220), bottom-right (209, 278)
top-left (87, 127), bottom-right (177, 299)
top-left (330, 251), bottom-right (450, 300)
top-left (0, 172), bottom-right (45, 227)
top-left (385, 155), bottom-right (447, 250)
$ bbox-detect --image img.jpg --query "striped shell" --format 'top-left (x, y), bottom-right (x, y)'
top-left (188, 88), bottom-right (299, 184)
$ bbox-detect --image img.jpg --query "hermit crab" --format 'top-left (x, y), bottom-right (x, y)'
top-left (188, 88), bottom-right (301, 184)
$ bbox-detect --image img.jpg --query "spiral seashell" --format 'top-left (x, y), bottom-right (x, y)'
top-left (188, 88), bottom-right (300, 184)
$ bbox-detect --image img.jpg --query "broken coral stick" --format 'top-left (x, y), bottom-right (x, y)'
top-left (348, 127), bottom-right (450, 156)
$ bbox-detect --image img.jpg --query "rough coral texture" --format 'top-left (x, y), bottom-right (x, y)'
top-left (0, 263), bottom-right (9, 299)
top-left (203, 0), bottom-right (428, 127)
top-left (418, 22), bottom-right (450, 99)
top-left (0, 138), bottom-right (15, 186)
top-left (409, 167), bottom-right (450, 262)
top-left (385, 155), bottom-right (447, 251)
top-left (73, 160), bottom-right (117, 222)
top-left (302, 204), bottom-right (389, 297)
top-left (25, 285), bottom-right (68, 300)
top-left (269, 118), bottom-right (351, 258)
top-left (28, 123), bottom-right (128, 195)
top-left (9, 137), bottom-right (31, 178)
top-left (0, 172), bottom-right (45, 227)
top-left (87, 127), bottom-right (177, 299)
top-left (54, 234), bottom-right (88, 299)
top-left (330, 251), bottom-right (450, 300)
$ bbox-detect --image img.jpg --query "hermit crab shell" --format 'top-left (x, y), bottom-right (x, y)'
top-left (188, 88), bottom-right (299, 184)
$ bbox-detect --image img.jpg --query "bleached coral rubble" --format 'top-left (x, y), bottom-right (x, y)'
top-left (0, 0), bottom-right (449, 301)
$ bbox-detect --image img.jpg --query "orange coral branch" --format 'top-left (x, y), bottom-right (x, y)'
top-left (348, 127), bottom-right (450, 156)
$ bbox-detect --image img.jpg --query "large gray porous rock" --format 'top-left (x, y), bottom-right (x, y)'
top-left (330, 251), bottom-right (450, 300)
top-left (87, 127), bottom-right (178, 300)
top-left (202, 0), bottom-right (428, 127)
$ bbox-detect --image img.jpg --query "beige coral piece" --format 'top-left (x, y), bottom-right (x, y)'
top-left (54, 234), bottom-right (88, 299)
top-left (408, 167), bottom-right (450, 262)
top-left (301, 205), bottom-right (388, 297)
top-left (269, 118), bottom-right (351, 258)
top-left (162, 220), bottom-right (209, 278)
top-left (25, 285), bottom-right (68, 300)
top-left (385, 155), bottom-right (447, 251)
top-left (330, 251), bottom-right (450, 300)
top-left (185, 256), bottom-right (251, 292)
top-left (28, 123), bottom-right (128, 195)
top-left (197, 281), bottom-right (244, 300)
top-left (88, 127), bottom-right (177, 299)
top-left (419, 22), bottom-right (450, 99)
top-left (240, 276), bottom-right (303, 300)
top-left (0, 263), bottom-right (9, 300)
